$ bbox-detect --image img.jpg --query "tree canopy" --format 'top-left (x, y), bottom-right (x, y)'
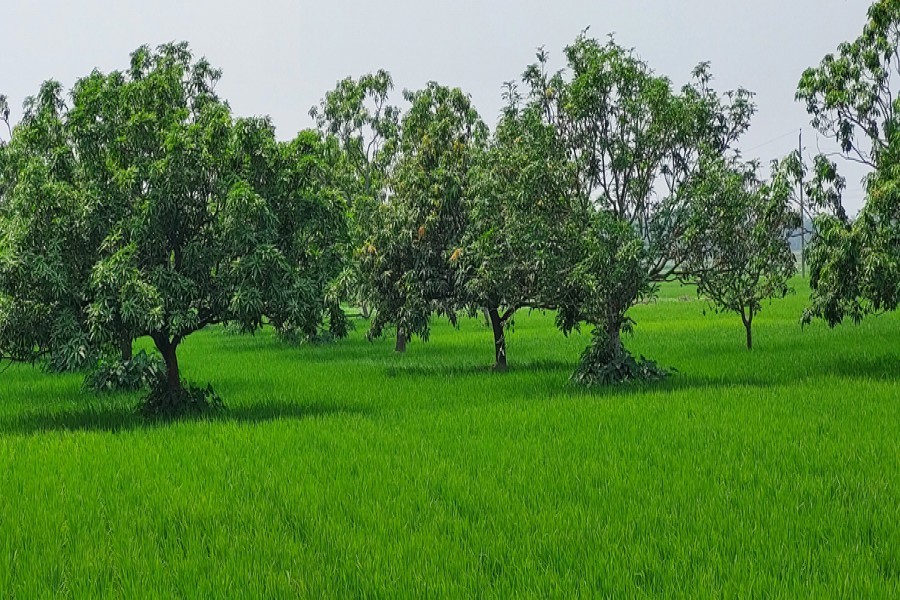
top-left (1, 43), bottom-right (346, 410)
top-left (311, 71), bottom-right (400, 317)
top-left (458, 85), bottom-right (579, 370)
top-left (0, 81), bottom-right (95, 370)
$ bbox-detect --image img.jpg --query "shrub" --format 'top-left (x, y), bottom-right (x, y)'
top-left (571, 330), bottom-right (669, 387)
top-left (84, 351), bottom-right (165, 392)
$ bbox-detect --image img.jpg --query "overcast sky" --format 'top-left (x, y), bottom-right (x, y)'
top-left (1, 0), bottom-right (872, 210)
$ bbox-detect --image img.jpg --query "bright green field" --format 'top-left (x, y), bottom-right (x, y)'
top-left (1, 281), bottom-right (898, 597)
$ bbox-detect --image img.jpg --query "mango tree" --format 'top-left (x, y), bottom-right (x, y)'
top-left (3, 43), bottom-right (344, 411)
top-left (522, 34), bottom-right (755, 382)
top-left (684, 158), bottom-right (800, 349)
top-left (797, 0), bottom-right (900, 327)
top-left (311, 71), bottom-right (400, 319)
top-left (360, 82), bottom-right (486, 352)
top-left (0, 82), bottom-right (98, 370)
top-left (459, 84), bottom-right (580, 370)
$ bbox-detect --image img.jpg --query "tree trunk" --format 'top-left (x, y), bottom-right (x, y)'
top-left (488, 308), bottom-right (508, 372)
top-left (395, 328), bottom-right (407, 353)
top-left (605, 320), bottom-right (624, 360)
top-left (742, 308), bottom-right (753, 350)
top-left (360, 303), bottom-right (370, 319)
top-left (154, 336), bottom-right (182, 394)
top-left (163, 346), bottom-right (182, 393)
top-left (119, 335), bottom-right (133, 363)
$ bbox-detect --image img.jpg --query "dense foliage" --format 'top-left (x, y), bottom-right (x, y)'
top-left (0, 81), bottom-right (99, 370)
top-left (1, 1), bottom-right (897, 407)
top-left (1, 44), bottom-right (346, 409)
top-left (798, 0), bottom-right (900, 326)
top-left (499, 35), bottom-right (758, 378)
top-left (460, 87), bottom-right (579, 370)
top-left (359, 82), bottom-right (487, 351)
top-left (311, 71), bottom-right (400, 320)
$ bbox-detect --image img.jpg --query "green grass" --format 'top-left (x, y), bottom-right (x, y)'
top-left (1, 280), bottom-right (898, 597)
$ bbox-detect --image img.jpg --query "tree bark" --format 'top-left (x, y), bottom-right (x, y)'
top-left (119, 335), bottom-right (133, 363)
top-left (742, 307), bottom-right (754, 350)
top-left (163, 345), bottom-right (182, 393)
top-left (154, 335), bottom-right (182, 393)
top-left (488, 308), bottom-right (508, 372)
top-left (744, 319), bottom-right (753, 350)
top-left (395, 328), bottom-right (407, 353)
top-left (360, 303), bottom-right (370, 319)
top-left (605, 320), bottom-right (623, 360)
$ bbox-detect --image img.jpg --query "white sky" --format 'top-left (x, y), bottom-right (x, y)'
top-left (1, 0), bottom-right (872, 210)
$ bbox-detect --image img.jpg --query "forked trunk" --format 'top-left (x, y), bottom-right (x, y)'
top-left (744, 319), bottom-right (753, 350)
top-left (395, 328), bottom-right (407, 353)
top-left (488, 308), bottom-right (508, 372)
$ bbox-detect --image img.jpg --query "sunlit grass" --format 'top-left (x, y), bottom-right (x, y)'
top-left (0, 280), bottom-right (898, 596)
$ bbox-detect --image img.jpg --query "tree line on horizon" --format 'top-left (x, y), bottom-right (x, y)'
top-left (0, 0), bottom-right (897, 414)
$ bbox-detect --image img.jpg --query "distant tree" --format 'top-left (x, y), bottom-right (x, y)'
top-left (797, 0), bottom-right (900, 327)
top-left (310, 71), bottom-right (400, 318)
top-left (459, 83), bottom-right (579, 370)
top-left (685, 158), bottom-right (800, 349)
top-left (360, 82), bottom-right (486, 352)
top-left (226, 120), bottom-right (349, 342)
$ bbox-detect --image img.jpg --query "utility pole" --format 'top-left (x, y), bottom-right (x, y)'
top-left (799, 129), bottom-right (806, 278)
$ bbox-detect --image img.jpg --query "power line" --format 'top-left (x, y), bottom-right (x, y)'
top-left (743, 128), bottom-right (801, 154)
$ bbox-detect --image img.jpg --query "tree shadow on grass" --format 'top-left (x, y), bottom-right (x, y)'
top-left (0, 400), bottom-right (371, 438)
top-left (546, 372), bottom-right (773, 402)
top-left (551, 352), bottom-right (898, 401)
top-left (384, 359), bottom-right (573, 379)
top-left (3, 351), bottom-right (894, 436)
top-left (813, 354), bottom-right (900, 382)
